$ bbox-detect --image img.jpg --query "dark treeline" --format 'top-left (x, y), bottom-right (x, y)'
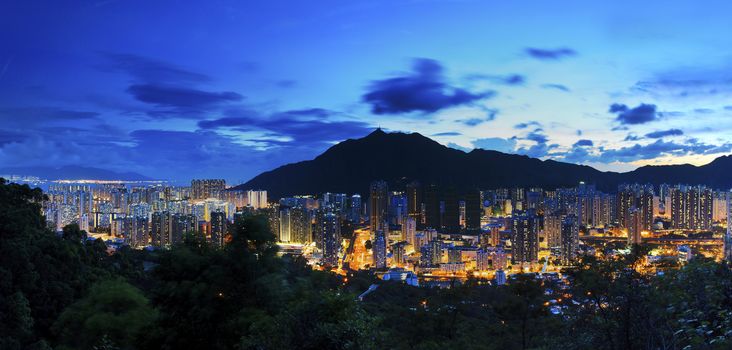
top-left (2, 178), bottom-right (732, 349)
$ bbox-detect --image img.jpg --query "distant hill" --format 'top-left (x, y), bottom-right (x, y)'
top-left (0, 165), bottom-right (153, 181)
top-left (233, 129), bottom-right (732, 197)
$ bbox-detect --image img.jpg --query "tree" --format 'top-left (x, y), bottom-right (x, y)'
top-left (53, 279), bottom-right (156, 350)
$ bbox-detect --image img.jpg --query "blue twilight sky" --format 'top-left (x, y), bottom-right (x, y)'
top-left (2, 0), bottom-right (732, 183)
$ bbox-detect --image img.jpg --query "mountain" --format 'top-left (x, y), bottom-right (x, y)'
top-left (0, 165), bottom-right (153, 181)
top-left (235, 129), bottom-right (732, 198)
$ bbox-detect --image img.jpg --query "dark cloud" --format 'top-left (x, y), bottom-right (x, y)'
top-left (624, 134), bottom-right (641, 141)
top-left (645, 129), bottom-right (683, 139)
top-left (362, 58), bottom-right (492, 115)
top-left (472, 137), bottom-right (517, 153)
top-left (127, 84), bottom-right (243, 108)
top-left (525, 47), bottom-right (577, 60)
top-left (694, 108), bottom-right (714, 114)
top-left (0, 107), bottom-right (100, 127)
top-left (465, 73), bottom-right (526, 85)
top-left (573, 139), bottom-right (593, 147)
top-left (541, 83), bottom-right (570, 92)
top-left (459, 118), bottom-right (487, 126)
top-left (100, 53), bottom-right (210, 84)
top-left (633, 62), bottom-right (732, 97)
top-left (0, 129), bottom-right (25, 145)
top-left (432, 132), bottom-right (462, 136)
top-left (558, 138), bottom-right (732, 164)
top-left (611, 125), bottom-right (629, 131)
top-left (725, 106), bottom-right (732, 111)
top-left (515, 129), bottom-right (556, 157)
top-left (609, 103), bottom-right (658, 125)
top-left (514, 121), bottom-right (542, 129)
top-left (525, 130), bottom-right (548, 144)
top-left (198, 108), bottom-right (372, 144)
top-left (275, 79), bottom-right (297, 88)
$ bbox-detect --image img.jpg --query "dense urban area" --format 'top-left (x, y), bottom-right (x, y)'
top-left (3, 174), bottom-right (732, 349)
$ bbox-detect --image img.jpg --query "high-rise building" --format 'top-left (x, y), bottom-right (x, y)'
top-left (463, 190), bottom-right (482, 233)
top-left (125, 216), bottom-right (149, 248)
top-left (369, 180), bottom-right (389, 232)
top-left (211, 210), bottom-right (227, 248)
top-left (279, 206), bottom-right (292, 243)
top-left (392, 241), bottom-right (407, 266)
top-left (447, 247), bottom-right (462, 263)
top-left (627, 207), bottom-right (643, 246)
top-left (560, 214), bottom-right (579, 264)
top-left (171, 213), bottom-right (197, 244)
top-left (724, 191), bottom-right (732, 262)
top-left (191, 179), bottom-right (226, 200)
top-left (373, 230), bottom-right (387, 269)
top-left (317, 211), bottom-right (341, 266)
top-left (511, 211), bottom-right (539, 263)
top-left (670, 185), bottom-right (713, 230)
top-left (406, 181), bottom-right (422, 223)
top-left (403, 216), bottom-right (417, 245)
top-left (152, 211), bottom-right (172, 247)
top-left (544, 211), bottom-right (563, 249)
top-left (713, 191), bottom-right (728, 222)
top-left (290, 207), bottom-right (312, 244)
top-left (617, 184), bottom-right (654, 231)
top-left (246, 190), bottom-right (268, 209)
top-left (420, 240), bottom-right (442, 266)
top-left (350, 194), bottom-right (362, 222)
top-left (494, 269), bottom-right (507, 286)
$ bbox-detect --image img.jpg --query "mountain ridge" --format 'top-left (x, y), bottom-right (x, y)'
top-left (235, 130), bottom-right (732, 198)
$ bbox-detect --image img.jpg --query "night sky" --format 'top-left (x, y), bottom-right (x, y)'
top-left (3, 0), bottom-right (732, 183)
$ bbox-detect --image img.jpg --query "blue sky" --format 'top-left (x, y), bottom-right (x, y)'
top-left (2, 0), bottom-right (732, 183)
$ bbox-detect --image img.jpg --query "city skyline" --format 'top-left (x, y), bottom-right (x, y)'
top-left (3, 1), bottom-right (732, 183)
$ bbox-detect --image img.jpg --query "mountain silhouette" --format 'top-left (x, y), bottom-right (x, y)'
top-left (235, 129), bottom-right (732, 197)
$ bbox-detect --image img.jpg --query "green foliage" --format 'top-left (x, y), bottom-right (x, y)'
top-left (53, 279), bottom-right (156, 350)
top-left (0, 179), bottom-right (112, 347)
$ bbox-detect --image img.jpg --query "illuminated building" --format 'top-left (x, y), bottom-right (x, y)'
top-left (560, 214), bottom-right (579, 264)
top-left (152, 211), bottom-right (172, 247)
top-left (369, 180), bottom-right (389, 232)
top-left (420, 240), bottom-right (442, 266)
top-left (725, 190), bottom-right (732, 262)
top-left (617, 184), bottom-right (654, 231)
top-left (392, 241), bottom-right (407, 265)
top-left (191, 179), bottom-right (226, 200)
top-left (670, 185), bottom-right (713, 230)
top-left (406, 181), bottom-right (422, 224)
top-left (373, 230), bottom-right (387, 269)
top-left (713, 191), bottom-right (727, 222)
top-left (511, 210), bottom-right (539, 263)
top-left (388, 191), bottom-right (406, 225)
top-left (317, 211), bottom-right (341, 266)
top-left (171, 213), bottom-right (197, 244)
top-left (279, 206), bottom-right (292, 243)
top-left (447, 247), bottom-right (462, 263)
top-left (544, 211), bottom-right (563, 249)
top-left (403, 216), bottom-right (417, 245)
top-left (290, 207), bottom-right (312, 244)
top-left (350, 194), bottom-right (362, 222)
top-left (246, 190), bottom-right (268, 209)
top-left (211, 210), bottom-right (227, 248)
top-left (495, 269), bottom-right (507, 285)
top-left (125, 216), bottom-right (149, 248)
top-left (476, 248), bottom-right (491, 271)
top-left (627, 207), bottom-right (643, 246)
